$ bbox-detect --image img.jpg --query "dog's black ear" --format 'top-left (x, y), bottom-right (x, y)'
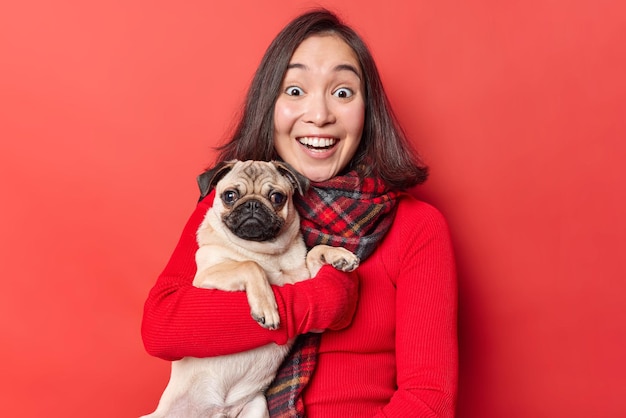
top-left (197, 160), bottom-right (237, 201)
top-left (273, 161), bottom-right (310, 196)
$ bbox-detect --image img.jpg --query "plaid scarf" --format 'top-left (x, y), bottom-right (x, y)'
top-left (266, 171), bottom-right (400, 417)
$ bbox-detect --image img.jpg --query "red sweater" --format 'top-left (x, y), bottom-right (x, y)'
top-left (142, 192), bottom-right (458, 417)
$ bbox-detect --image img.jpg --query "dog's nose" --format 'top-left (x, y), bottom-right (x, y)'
top-left (245, 200), bottom-right (261, 211)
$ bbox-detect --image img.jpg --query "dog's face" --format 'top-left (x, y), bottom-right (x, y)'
top-left (199, 160), bottom-right (309, 242)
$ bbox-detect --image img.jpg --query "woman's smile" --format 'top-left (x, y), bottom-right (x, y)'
top-left (297, 136), bottom-right (337, 150)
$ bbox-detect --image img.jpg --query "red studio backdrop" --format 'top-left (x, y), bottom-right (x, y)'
top-left (1, 1), bottom-right (625, 417)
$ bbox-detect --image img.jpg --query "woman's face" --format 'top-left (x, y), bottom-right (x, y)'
top-left (273, 34), bottom-right (365, 182)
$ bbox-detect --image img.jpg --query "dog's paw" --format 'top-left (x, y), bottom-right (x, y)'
top-left (248, 291), bottom-right (280, 330)
top-left (306, 245), bottom-right (360, 276)
top-left (251, 306), bottom-right (280, 330)
top-left (324, 247), bottom-right (360, 272)
top-left (331, 255), bottom-right (360, 272)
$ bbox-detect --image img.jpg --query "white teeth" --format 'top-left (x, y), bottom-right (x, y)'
top-left (298, 137), bottom-right (337, 148)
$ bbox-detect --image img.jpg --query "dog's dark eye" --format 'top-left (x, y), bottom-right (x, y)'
top-left (222, 189), bottom-right (239, 206)
top-left (269, 192), bottom-right (285, 207)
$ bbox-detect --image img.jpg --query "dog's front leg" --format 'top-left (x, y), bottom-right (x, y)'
top-left (193, 260), bottom-right (281, 330)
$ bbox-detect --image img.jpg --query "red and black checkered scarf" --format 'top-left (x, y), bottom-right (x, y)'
top-left (266, 170), bottom-right (401, 417)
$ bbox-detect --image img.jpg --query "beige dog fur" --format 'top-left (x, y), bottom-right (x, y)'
top-left (142, 160), bottom-right (358, 418)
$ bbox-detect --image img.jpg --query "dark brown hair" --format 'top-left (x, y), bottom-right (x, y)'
top-left (215, 9), bottom-right (428, 189)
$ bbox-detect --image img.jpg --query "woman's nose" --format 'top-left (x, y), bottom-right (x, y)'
top-left (303, 94), bottom-right (336, 126)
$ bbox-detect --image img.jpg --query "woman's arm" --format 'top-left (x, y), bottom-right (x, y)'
top-left (376, 202), bottom-right (458, 417)
top-left (141, 192), bottom-right (359, 361)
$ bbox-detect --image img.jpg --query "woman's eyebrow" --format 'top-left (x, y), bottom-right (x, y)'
top-left (286, 63), bottom-right (361, 79)
top-left (335, 64), bottom-right (361, 80)
top-left (287, 63), bottom-right (307, 71)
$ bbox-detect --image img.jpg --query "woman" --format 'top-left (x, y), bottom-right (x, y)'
top-left (142, 9), bottom-right (458, 417)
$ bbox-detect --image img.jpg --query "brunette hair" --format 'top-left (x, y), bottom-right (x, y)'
top-left (216, 9), bottom-right (428, 189)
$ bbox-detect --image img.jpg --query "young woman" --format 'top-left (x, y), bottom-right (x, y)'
top-left (142, 9), bottom-right (458, 417)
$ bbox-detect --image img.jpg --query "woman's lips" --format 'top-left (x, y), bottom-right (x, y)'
top-left (297, 136), bottom-right (337, 151)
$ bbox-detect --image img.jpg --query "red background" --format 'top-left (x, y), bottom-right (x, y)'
top-left (1, 1), bottom-right (625, 417)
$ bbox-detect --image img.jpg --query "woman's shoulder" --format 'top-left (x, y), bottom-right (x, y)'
top-left (369, 193), bottom-right (454, 283)
top-left (394, 193), bottom-right (450, 232)
top-left (384, 193), bottom-right (454, 255)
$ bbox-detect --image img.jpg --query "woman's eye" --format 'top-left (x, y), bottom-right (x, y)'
top-left (333, 88), bottom-right (353, 98)
top-left (285, 86), bottom-right (304, 96)
top-left (222, 190), bottom-right (239, 205)
top-left (269, 192), bottom-right (285, 206)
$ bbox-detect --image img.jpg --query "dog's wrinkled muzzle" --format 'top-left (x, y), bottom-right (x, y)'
top-left (225, 199), bottom-right (285, 241)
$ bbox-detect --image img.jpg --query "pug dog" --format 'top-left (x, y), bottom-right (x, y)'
top-left (142, 160), bottom-right (359, 418)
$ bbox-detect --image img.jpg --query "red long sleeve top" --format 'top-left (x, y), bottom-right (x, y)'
top-left (142, 192), bottom-right (458, 417)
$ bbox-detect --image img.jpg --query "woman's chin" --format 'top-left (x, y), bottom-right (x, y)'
top-left (300, 167), bottom-right (338, 183)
